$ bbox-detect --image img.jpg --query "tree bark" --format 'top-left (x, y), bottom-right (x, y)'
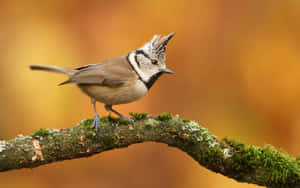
top-left (0, 113), bottom-right (299, 188)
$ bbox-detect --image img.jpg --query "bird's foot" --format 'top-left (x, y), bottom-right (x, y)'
top-left (120, 115), bottom-right (134, 124)
top-left (104, 105), bottom-right (134, 124)
top-left (91, 113), bottom-right (101, 131)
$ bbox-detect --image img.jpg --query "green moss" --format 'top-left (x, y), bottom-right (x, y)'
top-left (30, 128), bottom-right (50, 137)
top-left (129, 112), bottom-right (148, 120)
top-left (143, 119), bottom-right (158, 130)
top-left (107, 115), bottom-right (130, 125)
top-left (145, 123), bottom-right (152, 129)
top-left (182, 118), bottom-right (191, 123)
top-left (221, 138), bottom-right (300, 186)
top-left (80, 119), bottom-right (94, 128)
top-left (223, 138), bottom-right (245, 150)
top-left (80, 116), bottom-right (131, 129)
top-left (79, 119), bottom-right (97, 136)
top-left (100, 116), bottom-right (109, 124)
top-left (189, 135), bottom-right (198, 144)
top-left (102, 136), bottom-right (114, 149)
top-left (155, 112), bottom-right (172, 121)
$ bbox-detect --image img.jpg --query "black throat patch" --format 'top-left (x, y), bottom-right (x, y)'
top-left (145, 71), bottom-right (164, 90)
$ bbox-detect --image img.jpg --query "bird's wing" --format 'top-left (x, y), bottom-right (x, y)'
top-left (69, 56), bottom-right (135, 87)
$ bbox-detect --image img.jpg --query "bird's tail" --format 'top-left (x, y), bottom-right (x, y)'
top-left (29, 65), bottom-right (71, 75)
top-left (29, 65), bottom-right (73, 85)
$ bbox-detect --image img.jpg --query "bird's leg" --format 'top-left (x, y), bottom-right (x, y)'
top-left (91, 98), bottom-right (100, 131)
top-left (105, 104), bottom-right (134, 123)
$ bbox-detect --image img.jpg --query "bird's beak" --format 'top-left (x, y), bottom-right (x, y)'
top-left (161, 68), bottom-right (174, 74)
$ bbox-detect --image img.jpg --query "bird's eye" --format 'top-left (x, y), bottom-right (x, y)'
top-left (151, 60), bottom-right (158, 65)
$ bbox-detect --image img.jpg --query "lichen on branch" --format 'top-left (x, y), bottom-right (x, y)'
top-left (0, 113), bottom-right (299, 188)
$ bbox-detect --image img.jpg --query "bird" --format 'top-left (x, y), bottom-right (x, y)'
top-left (30, 33), bottom-right (175, 131)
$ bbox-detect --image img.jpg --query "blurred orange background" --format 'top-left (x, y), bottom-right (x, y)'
top-left (0, 0), bottom-right (299, 187)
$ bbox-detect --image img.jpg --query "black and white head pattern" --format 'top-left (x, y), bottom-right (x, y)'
top-left (127, 33), bottom-right (175, 89)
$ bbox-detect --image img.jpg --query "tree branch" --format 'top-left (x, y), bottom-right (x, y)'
top-left (0, 113), bottom-right (299, 187)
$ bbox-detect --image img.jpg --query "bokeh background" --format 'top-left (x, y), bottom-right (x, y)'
top-left (0, 0), bottom-right (299, 187)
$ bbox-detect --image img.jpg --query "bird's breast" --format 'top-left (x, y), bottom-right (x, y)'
top-left (78, 80), bottom-right (148, 105)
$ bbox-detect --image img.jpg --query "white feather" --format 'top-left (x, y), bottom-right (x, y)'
top-left (128, 52), bottom-right (151, 82)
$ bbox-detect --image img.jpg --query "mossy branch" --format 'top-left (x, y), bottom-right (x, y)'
top-left (0, 113), bottom-right (299, 187)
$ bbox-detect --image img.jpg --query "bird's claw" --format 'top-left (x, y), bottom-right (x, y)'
top-left (91, 114), bottom-right (100, 131)
top-left (121, 116), bottom-right (134, 124)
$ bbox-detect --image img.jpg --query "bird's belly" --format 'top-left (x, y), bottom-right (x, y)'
top-left (78, 80), bottom-right (148, 105)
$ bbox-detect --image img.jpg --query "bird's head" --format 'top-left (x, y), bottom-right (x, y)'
top-left (127, 33), bottom-right (175, 88)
